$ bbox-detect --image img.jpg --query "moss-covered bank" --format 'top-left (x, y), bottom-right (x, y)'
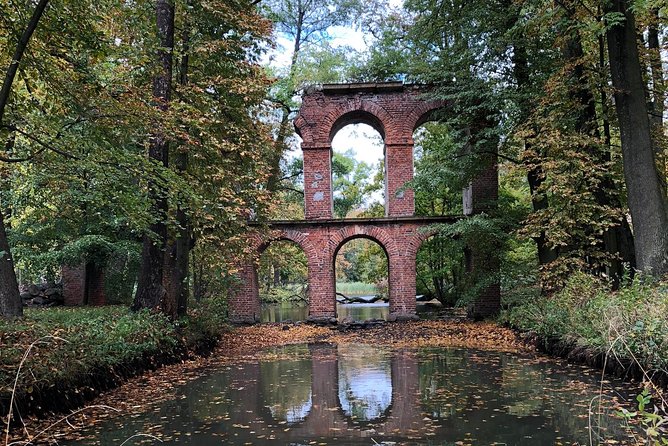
top-left (0, 301), bottom-right (227, 422)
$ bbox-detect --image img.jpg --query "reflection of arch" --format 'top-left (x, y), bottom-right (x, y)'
top-left (239, 343), bottom-right (424, 439)
top-left (337, 344), bottom-right (394, 424)
top-left (260, 347), bottom-right (314, 425)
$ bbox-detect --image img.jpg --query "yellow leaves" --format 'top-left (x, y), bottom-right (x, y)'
top-left (214, 320), bottom-right (530, 357)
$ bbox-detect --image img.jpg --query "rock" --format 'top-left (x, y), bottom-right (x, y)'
top-left (340, 316), bottom-right (354, 325)
top-left (28, 284), bottom-right (40, 296)
top-left (45, 287), bottom-right (60, 296)
top-left (387, 314), bottom-right (398, 322)
top-left (20, 292), bottom-right (32, 300)
top-left (282, 325), bottom-right (290, 331)
top-left (32, 296), bottom-right (45, 305)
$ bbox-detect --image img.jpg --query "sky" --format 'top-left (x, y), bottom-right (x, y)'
top-left (265, 1), bottom-right (405, 170)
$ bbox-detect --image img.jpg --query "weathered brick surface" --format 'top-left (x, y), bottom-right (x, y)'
top-left (228, 218), bottom-right (445, 323)
top-left (62, 263), bottom-right (107, 306)
top-left (62, 265), bottom-right (86, 306)
top-left (294, 83), bottom-right (445, 218)
top-left (229, 82), bottom-right (500, 323)
top-left (303, 148), bottom-right (333, 219)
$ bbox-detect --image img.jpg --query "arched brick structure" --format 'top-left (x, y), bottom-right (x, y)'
top-left (229, 82), bottom-right (499, 324)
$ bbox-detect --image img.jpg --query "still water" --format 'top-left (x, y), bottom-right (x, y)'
top-left (262, 302), bottom-right (438, 322)
top-left (65, 344), bottom-right (634, 445)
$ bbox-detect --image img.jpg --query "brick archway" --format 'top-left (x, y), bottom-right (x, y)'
top-left (229, 82), bottom-right (499, 324)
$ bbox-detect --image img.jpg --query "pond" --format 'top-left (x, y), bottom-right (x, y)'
top-left (261, 302), bottom-right (439, 323)
top-left (64, 343), bottom-right (635, 445)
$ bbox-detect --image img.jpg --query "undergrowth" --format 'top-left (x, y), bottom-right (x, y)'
top-left (501, 272), bottom-right (668, 372)
top-left (0, 300), bottom-right (228, 419)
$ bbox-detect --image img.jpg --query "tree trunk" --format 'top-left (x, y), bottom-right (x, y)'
top-left (164, 9), bottom-right (191, 318)
top-left (559, 4), bottom-right (628, 283)
top-left (605, 0), bottom-right (668, 276)
top-left (133, 0), bottom-right (175, 313)
top-left (647, 10), bottom-right (666, 193)
top-left (511, 34), bottom-right (558, 266)
top-left (0, 210), bottom-right (21, 318)
top-left (0, 0), bottom-right (50, 319)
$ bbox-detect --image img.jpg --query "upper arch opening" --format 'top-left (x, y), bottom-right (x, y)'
top-left (330, 110), bottom-right (386, 143)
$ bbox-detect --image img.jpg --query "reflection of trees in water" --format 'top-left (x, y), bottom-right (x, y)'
top-left (260, 345), bottom-right (313, 424)
top-left (418, 348), bottom-right (468, 419)
top-left (337, 344), bottom-right (392, 421)
top-left (417, 348), bottom-right (633, 443)
top-left (498, 355), bottom-right (632, 441)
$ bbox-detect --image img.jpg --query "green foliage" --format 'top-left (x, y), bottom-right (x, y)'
top-left (0, 302), bottom-right (229, 407)
top-left (618, 389), bottom-right (668, 445)
top-left (332, 150), bottom-right (383, 218)
top-left (416, 235), bottom-right (465, 305)
top-left (336, 238), bottom-right (387, 285)
top-left (413, 123), bottom-right (465, 217)
top-left (501, 273), bottom-right (668, 370)
top-left (258, 240), bottom-right (308, 302)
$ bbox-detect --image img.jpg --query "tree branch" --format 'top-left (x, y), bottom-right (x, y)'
top-left (0, 0), bottom-right (50, 126)
top-left (277, 186), bottom-right (304, 195)
top-left (2, 125), bottom-right (80, 160)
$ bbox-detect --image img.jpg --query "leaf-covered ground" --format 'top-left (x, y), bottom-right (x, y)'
top-left (217, 320), bottom-right (530, 356)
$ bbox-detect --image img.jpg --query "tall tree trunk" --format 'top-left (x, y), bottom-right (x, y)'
top-left (133, 0), bottom-right (175, 313)
top-left (647, 9), bottom-right (666, 193)
top-left (267, 7), bottom-right (304, 191)
top-left (164, 13), bottom-right (192, 317)
top-left (559, 4), bottom-right (628, 283)
top-left (510, 29), bottom-right (558, 266)
top-left (0, 0), bottom-right (49, 318)
top-left (605, 0), bottom-right (668, 276)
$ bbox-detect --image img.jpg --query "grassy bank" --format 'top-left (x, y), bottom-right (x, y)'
top-left (0, 300), bottom-right (227, 420)
top-left (501, 273), bottom-right (668, 382)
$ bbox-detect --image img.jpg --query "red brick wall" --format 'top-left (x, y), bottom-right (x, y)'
top-left (385, 144), bottom-right (414, 216)
top-left (295, 84), bottom-right (444, 219)
top-left (62, 263), bottom-right (107, 306)
top-left (230, 220), bottom-right (433, 323)
top-left (62, 265), bottom-right (86, 306)
top-left (228, 262), bottom-right (261, 323)
top-left (303, 147), bottom-right (333, 219)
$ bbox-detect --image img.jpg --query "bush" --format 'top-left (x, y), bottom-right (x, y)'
top-left (0, 302), bottom-right (230, 417)
top-left (500, 272), bottom-right (668, 370)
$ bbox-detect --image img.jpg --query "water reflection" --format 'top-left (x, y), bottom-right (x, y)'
top-left (259, 346), bottom-right (312, 423)
top-left (337, 344), bottom-right (392, 421)
top-left (65, 345), bottom-right (635, 445)
top-left (262, 302), bottom-right (437, 322)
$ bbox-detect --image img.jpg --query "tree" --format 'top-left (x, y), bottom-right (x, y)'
top-left (332, 150), bottom-right (382, 218)
top-left (0, 0), bottom-right (50, 319)
top-left (604, 0), bottom-right (668, 276)
top-left (262, 0), bottom-right (375, 191)
top-left (132, 0), bottom-right (176, 315)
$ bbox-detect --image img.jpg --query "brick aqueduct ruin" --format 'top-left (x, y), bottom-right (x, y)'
top-left (229, 82), bottom-right (500, 324)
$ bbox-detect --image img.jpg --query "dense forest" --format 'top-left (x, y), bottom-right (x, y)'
top-left (0, 0), bottom-right (666, 321)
